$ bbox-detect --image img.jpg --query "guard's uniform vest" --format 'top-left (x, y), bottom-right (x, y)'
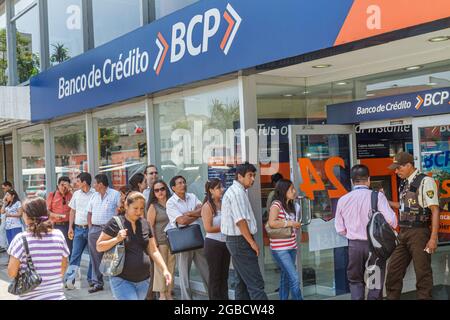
top-left (398, 173), bottom-right (431, 228)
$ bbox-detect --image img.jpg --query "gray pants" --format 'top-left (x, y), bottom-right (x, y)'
top-left (177, 248), bottom-right (209, 300)
top-left (226, 235), bottom-right (268, 300)
top-left (88, 225), bottom-right (104, 287)
top-left (348, 239), bottom-right (386, 300)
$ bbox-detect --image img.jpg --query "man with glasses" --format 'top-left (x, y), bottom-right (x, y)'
top-left (385, 152), bottom-right (440, 300)
top-left (165, 175), bottom-right (209, 300)
top-left (47, 176), bottom-right (73, 256)
top-left (143, 165), bottom-right (159, 203)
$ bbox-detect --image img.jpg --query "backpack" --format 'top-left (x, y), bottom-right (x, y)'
top-left (366, 191), bottom-right (399, 261)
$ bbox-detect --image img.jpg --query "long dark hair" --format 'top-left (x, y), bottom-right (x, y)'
top-left (203, 178), bottom-right (222, 216)
top-left (5, 189), bottom-right (20, 207)
top-left (147, 180), bottom-right (169, 213)
top-left (273, 179), bottom-right (295, 214)
top-left (22, 197), bottom-right (52, 239)
top-left (128, 173), bottom-right (145, 192)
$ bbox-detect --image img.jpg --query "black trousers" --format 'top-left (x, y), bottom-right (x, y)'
top-left (204, 238), bottom-right (230, 300)
top-left (226, 235), bottom-right (268, 300)
top-left (347, 240), bottom-right (386, 300)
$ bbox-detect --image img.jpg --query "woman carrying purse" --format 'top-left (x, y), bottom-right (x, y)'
top-left (96, 191), bottom-right (171, 300)
top-left (268, 179), bottom-right (303, 300)
top-left (7, 197), bottom-right (69, 300)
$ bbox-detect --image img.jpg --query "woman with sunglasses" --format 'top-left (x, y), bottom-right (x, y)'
top-left (146, 180), bottom-right (175, 300)
top-left (201, 178), bottom-right (230, 300)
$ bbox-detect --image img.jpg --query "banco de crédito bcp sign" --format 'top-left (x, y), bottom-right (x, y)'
top-left (31, 0), bottom-right (450, 122)
top-left (327, 87), bottom-right (450, 124)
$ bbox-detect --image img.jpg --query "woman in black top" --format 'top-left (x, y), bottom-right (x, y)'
top-left (96, 192), bottom-right (171, 300)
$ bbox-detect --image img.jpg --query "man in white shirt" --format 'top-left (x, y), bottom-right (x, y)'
top-left (65, 172), bottom-right (95, 290)
top-left (143, 165), bottom-right (159, 203)
top-left (166, 175), bottom-right (209, 300)
top-left (221, 162), bottom-right (268, 300)
top-left (87, 174), bottom-right (121, 293)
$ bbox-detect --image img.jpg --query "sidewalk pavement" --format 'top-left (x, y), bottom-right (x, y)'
top-left (0, 251), bottom-right (208, 300)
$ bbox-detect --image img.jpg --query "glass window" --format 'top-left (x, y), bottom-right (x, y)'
top-left (96, 105), bottom-right (147, 190)
top-left (52, 121), bottom-right (87, 189)
top-left (48, 0), bottom-right (83, 66)
top-left (155, 0), bottom-right (198, 19)
top-left (15, 4), bottom-right (40, 83)
top-left (0, 136), bottom-right (14, 200)
top-left (92, 0), bottom-right (141, 47)
top-left (20, 129), bottom-right (46, 199)
top-left (0, 1), bottom-right (7, 85)
top-left (14, 0), bottom-right (35, 15)
top-left (154, 82), bottom-right (239, 286)
top-left (154, 83), bottom-right (240, 200)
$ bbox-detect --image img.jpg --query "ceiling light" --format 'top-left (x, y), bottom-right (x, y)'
top-left (303, 91), bottom-right (310, 94)
top-left (283, 94), bottom-right (293, 97)
top-left (336, 81), bottom-right (347, 86)
top-left (428, 36), bottom-right (450, 43)
top-left (312, 64), bottom-right (332, 69)
top-left (366, 93), bottom-right (375, 97)
top-left (405, 65), bottom-right (422, 71)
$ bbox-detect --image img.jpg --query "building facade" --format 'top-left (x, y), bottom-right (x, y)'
top-left (1, 0), bottom-right (450, 299)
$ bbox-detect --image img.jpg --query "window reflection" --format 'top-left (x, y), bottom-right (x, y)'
top-left (0, 2), bottom-right (7, 85)
top-left (15, 5), bottom-right (40, 83)
top-left (14, 0), bottom-right (35, 16)
top-left (20, 130), bottom-right (46, 199)
top-left (154, 84), bottom-right (240, 200)
top-left (92, 0), bottom-right (141, 47)
top-left (48, 0), bottom-right (83, 66)
top-left (52, 121), bottom-right (87, 190)
top-left (155, 0), bottom-right (198, 19)
top-left (97, 106), bottom-right (147, 190)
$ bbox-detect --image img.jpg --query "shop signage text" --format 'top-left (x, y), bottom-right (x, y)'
top-left (31, 0), bottom-right (356, 121)
top-left (298, 157), bottom-right (348, 200)
top-left (327, 87), bottom-right (450, 124)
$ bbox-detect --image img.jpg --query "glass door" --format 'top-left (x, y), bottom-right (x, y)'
top-left (288, 124), bottom-right (356, 299)
top-left (412, 116), bottom-right (450, 297)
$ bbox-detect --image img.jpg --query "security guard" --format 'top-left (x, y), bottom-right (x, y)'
top-left (385, 152), bottom-right (440, 300)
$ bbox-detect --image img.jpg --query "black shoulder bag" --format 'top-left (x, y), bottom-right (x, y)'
top-left (8, 235), bottom-right (42, 295)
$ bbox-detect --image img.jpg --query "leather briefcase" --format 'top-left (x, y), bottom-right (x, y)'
top-left (166, 223), bottom-right (204, 254)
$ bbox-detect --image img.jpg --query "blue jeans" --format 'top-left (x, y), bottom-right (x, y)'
top-left (6, 228), bottom-right (22, 245)
top-left (109, 276), bottom-right (150, 300)
top-left (271, 249), bottom-right (303, 300)
top-left (69, 226), bottom-right (92, 283)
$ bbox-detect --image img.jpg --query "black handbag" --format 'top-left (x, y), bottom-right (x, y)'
top-left (8, 235), bottom-right (42, 295)
top-left (166, 223), bottom-right (204, 254)
top-left (99, 216), bottom-right (126, 277)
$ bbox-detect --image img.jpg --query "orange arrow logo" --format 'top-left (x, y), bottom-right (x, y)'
top-left (415, 95), bottom-right (424, 110)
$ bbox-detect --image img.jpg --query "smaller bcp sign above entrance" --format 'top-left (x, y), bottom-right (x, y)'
top-left (327, 87), bottom-right (450, 124)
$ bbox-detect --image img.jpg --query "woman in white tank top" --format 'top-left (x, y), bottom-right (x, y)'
top-left (201, 178), bottom-right (230, 300)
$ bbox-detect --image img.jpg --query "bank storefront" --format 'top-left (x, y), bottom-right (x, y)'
top-left (18, 0), bottom-right (450, 299)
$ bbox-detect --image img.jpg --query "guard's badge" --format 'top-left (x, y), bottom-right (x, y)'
top-left (426, 190), bottom-right (435, 198)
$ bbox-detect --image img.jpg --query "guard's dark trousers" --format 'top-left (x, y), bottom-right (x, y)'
top-left (386, 228), bottom-right (433, 300)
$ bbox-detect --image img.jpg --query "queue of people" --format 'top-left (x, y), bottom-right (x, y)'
top-left (0, 151), bottom-right (444, 300)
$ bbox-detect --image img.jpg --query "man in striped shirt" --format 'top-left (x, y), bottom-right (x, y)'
top-left (221, 162), bottom-right (268, 300)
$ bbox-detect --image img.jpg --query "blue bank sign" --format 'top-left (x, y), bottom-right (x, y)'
top-left (327, 87), bottom-right (450, 124)
top-left (30, 0), bottom-right (354, 121)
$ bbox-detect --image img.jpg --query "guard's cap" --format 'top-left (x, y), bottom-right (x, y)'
top-left (388, 152), bottom-right (414, 170)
